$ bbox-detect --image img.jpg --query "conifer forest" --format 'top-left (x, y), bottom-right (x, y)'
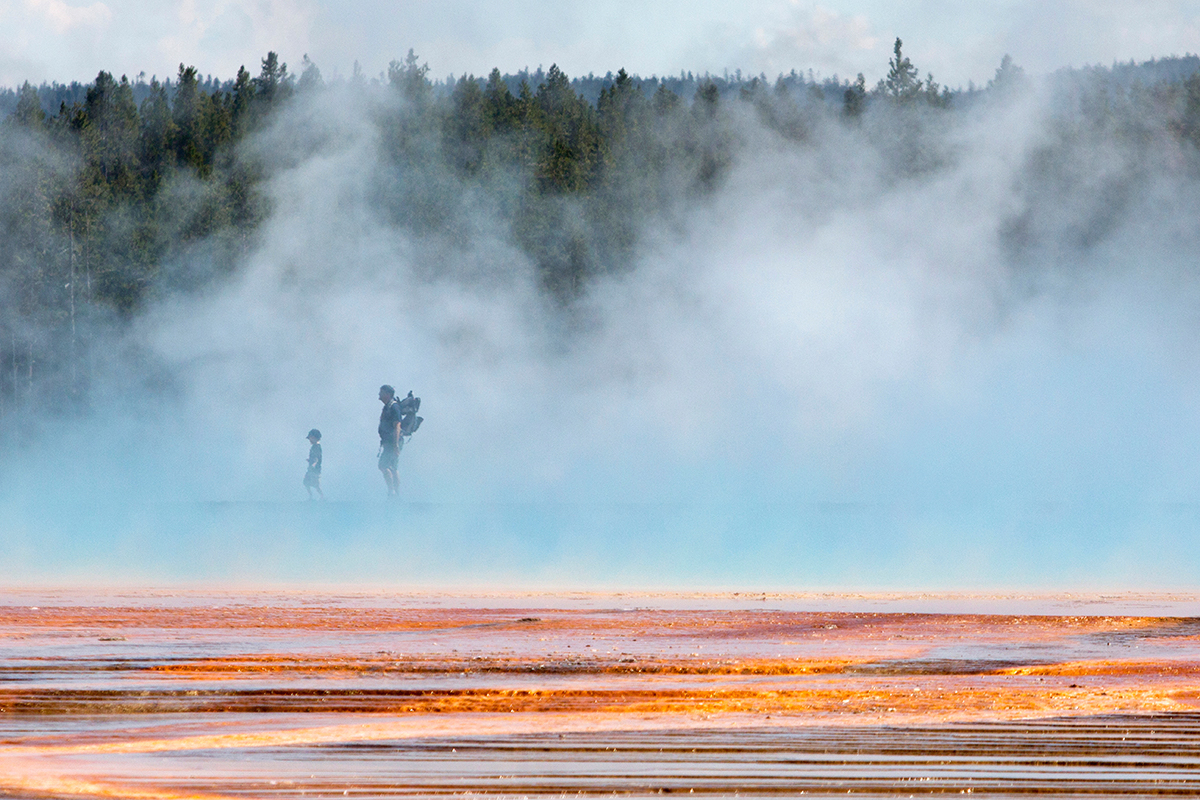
top-left (3, 42), bottom-right (1200, 425)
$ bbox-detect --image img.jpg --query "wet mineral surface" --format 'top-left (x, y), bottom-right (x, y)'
top-left (2, 590), bottom-right (1199, 797)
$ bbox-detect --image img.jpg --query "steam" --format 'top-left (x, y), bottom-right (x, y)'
top-left (4, 72), bottom-right (1200, 589)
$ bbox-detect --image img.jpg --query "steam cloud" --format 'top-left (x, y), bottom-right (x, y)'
top-left (4, 71), bottom-right (1200, 589)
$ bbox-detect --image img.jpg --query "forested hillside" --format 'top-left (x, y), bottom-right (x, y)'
top-left (2, 42), bottom-right (1200, 425)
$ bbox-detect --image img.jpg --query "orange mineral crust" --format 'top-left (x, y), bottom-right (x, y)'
top-left (3, 590), bottom-right (1200, 797)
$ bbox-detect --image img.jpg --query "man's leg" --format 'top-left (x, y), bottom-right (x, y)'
top-left (380, 445), bottom-right (400, 497)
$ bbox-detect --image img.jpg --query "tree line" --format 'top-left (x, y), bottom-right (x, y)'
top-left (2, 41), bottom-right (1200, 424)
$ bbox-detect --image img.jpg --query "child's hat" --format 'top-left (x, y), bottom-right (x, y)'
top-left (307, 429), bottom-right (321, 440)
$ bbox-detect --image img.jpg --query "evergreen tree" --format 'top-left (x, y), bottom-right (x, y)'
top-left (388, 49), bottom-right (431, 106)
top-left (139, 78), bottom-right (175, 185)
top-left (80, 72), bottom-right (140, 188)
top-left (923, 73), bottom-right (950, 108)
top-left (598, 67), bottom-right (646, 149)
top-left (484, 68), bottom-right (517, 131)
top-left (206, 90), bottom-right (232, 161)
top-left (12, 82), bottom-right (45, 128)
top-left (843, 73), bottom-right (867, 117)
top-left (253, 52), bottom-right (290, 109)
top-left (297, 55), bottom-right (323, 93)
top-left (533, 65), bottom-right (600, 194)
top-left (694, 81), bottom-right (720, 117)
top-left (535, 64), bottom-right (577, 119)
top-left (1182, 73), bottom-right (1200, 150)
top-left (988, 55), bottom-right (1029, 96)
top-left (173, 64), bottom-right (207, 172)
top-left (230, 66), bottom-right (255, 134)
top-left (883, 38), bottom-right (922, 102)
top-left (446, 75), bottom-right (490, 174)
top-left (652, 84), bottom-right (681, 115)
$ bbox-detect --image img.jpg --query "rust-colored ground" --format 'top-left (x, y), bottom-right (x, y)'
top-left (2, 590), bottom-right (1200, 797)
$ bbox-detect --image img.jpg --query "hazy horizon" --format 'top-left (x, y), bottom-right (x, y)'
top-left (4, 0), bottom-right (1200, 89)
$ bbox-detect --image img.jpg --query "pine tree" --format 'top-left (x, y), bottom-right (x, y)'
top-left (988, 55), bottom-right (1028, 96)
top-left (388, 49), bottom-right (431, 106)
top-left (598, 68), bottom-right (645, 146)
top-left (230, 66), bottom-right (254, 134)
top-left (884, 38), bottom-right (922, 103)
top-left (80, 72), bottom-right (140, 189)
top-left (12, 82), bottom-right (45, 128)
top-left (1182, 73), bottom-right (1200, 149)
top-left (254, 52), bottom-right (290, 109)
top-left (446, 75), bottom-right (490, 174)
top-left (297, 55), bottom-right (323, 93)
top-left (139, 78), bottom-right (175, 185)
top-left (173, 64), bottom-right (207, 172)
top-left (535, 64), bottom-right (576, 119)
top-left (923, 73), bottom-right (950, 108)
top-left (652, 84), bottom-right (680, 115)
top-left (484, 68), bottom-right (517, 131)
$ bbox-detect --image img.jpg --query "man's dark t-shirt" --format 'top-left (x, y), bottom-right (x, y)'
top-left (379, 400), bottom-right (401, 444)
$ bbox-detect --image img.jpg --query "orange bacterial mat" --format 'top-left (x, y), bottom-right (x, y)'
top-left (2, 589), bottom-right (1200, 797)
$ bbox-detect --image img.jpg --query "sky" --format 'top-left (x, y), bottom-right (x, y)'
top-left (3, 0), bottom-right (1200, 88)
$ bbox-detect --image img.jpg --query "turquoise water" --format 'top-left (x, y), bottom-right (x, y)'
top-left (4, 498), bottom-right (1199, 588)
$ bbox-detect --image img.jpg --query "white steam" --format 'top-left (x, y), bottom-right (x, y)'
top-left (5, 78), bottom-right (1200, 589)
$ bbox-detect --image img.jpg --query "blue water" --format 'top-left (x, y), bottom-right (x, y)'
top-left (3, 497), bottom-right (1198, 589)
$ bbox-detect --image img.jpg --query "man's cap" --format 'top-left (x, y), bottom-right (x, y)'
top-left (307, 429), bottom-right (321, 440)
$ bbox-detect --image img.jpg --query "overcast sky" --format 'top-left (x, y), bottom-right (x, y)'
top-left (0, 0), bottom-right (1195, 88)
top-left (2, 0), bottom-right (1200, 89)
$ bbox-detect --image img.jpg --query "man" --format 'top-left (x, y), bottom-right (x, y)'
top-left (377, 385), bottom-right (403, 498)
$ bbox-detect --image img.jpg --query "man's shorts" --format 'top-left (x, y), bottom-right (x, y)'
top-left (378, 443), bottom-right (400, 471)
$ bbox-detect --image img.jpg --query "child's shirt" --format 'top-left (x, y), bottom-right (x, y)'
top-left (307, 442), bottom-right (322, 473)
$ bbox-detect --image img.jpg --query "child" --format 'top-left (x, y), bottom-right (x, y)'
top-left (304, 429), bottom-right (324, 500)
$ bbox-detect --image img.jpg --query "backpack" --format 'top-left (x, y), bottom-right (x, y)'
top-left (398, 391), bottom-right (423, 436)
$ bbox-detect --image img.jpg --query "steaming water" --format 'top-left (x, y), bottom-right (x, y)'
top-left (4, 76), bottom-right (1200, 588)
top-left (6, 498), bottom-right (1200, 587)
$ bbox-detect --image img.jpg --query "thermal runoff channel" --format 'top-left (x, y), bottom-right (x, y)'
top-left (3, 50), bottom-right (1200, 586)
